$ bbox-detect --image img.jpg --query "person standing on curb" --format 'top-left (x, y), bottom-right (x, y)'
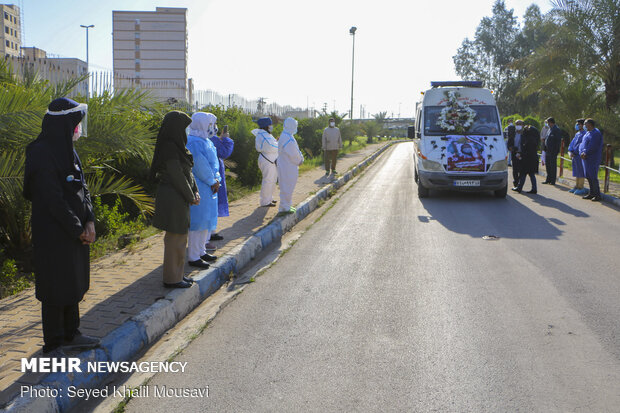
top-left (568, 119), bottom-right (587, 195)
top-left (512, 124), bottom-right (540, 194)
top-left (542, 117), bottom-right (561, 185)
top-left (150, 111), bottom-right (199, 289)
top-left (507, 120), bottom-right (523, 187)
top-left (23, 97), bottom-right (100, 355)
top-left (208, 121), bottom-right (234, 244)
top-left (277, 117), bottom-right (304, 215)
top-left (579, 118), bottom-right (603, 201)
top-left (253, 117), bottom-right (278, 207)
top-left (322, 118), bottom-right (342, 176)
top-left (186, 112), bottom-right (220, 269)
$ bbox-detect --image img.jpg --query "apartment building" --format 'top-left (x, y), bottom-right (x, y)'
top-left (1, 4), bottom-right (21, 58)
top-left (112, 7), bottom-right (188, 102)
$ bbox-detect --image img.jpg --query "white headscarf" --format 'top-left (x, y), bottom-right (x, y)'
top-left (188, 112), bottom-right (217, 139)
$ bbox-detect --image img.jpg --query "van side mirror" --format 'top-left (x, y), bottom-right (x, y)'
top-left (407, 126), bottom-right (415, 139)
top-left (416, 131), bottom-right (421, 138)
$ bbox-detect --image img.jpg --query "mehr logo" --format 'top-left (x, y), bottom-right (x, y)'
top-left (21, 357), bottom-right (82, 373)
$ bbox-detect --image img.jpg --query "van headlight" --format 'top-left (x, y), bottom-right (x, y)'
top-left (421, 159), bottom-right (444, 172)
top-left (489, 160), bottom-right (507, 171)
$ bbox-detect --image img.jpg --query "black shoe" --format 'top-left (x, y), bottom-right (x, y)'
top-left (63, 334), bottom-right (100, 351)
top-left (200, 253), bottom-right (217, 262)
top-left (582, 193), bottom-right (595, 199)
top-left (210, 233), bottom-right (224, 241)
top-left (591, 195), bottom-right (602, 201)
top-left (183, 276), bottom-right (194, 283)
top-left (42, 346), bottom-right (67, 356)
top-left (541, 181), bottom-right (550, 184)
top-left (188, 259), bottom-right (210, 269)
top-left (163, 280), bottom-right (193, 288)
top-left (526, 190), bottom-right (537, 194)
top-left (511, 187), bottom-right (521, 193)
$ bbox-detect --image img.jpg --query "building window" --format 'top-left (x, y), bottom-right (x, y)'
top-left (135, 44), bottom-right (140, 51)
top-left (5, 40), bottom-right (9, 47)
top-left (135, 32), bottom-right (140, 39)
top-left (4, 27), bottom-right (8, 34)
top-left (4, 12), bottom-right (8, 20)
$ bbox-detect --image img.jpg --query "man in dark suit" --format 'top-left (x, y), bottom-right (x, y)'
top-left (507, 120), bottom-right (524, 187)
top-left (542, 117), bottom-right (561, 185)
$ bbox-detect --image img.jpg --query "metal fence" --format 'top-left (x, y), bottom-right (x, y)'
top-left (4, 57), bottom-right (306, 117)
top-left (557, 140), bottom-right (619, 194)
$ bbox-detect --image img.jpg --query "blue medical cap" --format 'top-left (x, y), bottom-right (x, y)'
top-left (257, 117), bottom-right (272, 128)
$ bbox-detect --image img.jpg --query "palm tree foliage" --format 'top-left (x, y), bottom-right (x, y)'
top-left (0, 57), bottom-right (157, 256)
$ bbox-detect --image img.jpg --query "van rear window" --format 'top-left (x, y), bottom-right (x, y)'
top-left (423, 105), bottom-right (501, 136)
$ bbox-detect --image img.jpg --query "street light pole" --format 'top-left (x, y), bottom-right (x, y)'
top-left (349, 26), bottom-right (357, 122)
top-left (80, 24), bottom-right (94, 99)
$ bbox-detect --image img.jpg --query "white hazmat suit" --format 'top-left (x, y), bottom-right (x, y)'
top-left (277, 118), bottom-right (304, 212)
top-left (253, 128), bottom-right (279, 206)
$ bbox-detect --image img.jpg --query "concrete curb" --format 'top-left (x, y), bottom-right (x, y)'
top-left (537, 170), bottom-right (620, 208)
top-left (1, 140), bottom-right (400, 413)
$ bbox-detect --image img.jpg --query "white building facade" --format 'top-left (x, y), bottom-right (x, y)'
top-left (1, 4), bottom-right (21, 58)
top-left (113, 7), bottom-right (188, 102)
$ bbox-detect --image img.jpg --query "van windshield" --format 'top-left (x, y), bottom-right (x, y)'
top-left (423, 105), bottom-right (501, 136)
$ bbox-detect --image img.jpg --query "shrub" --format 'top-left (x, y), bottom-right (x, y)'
top-left (0, 256), bottom-right (32, 298)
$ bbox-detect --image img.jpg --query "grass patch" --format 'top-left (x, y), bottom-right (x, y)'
top-left (90, 225), bottom-right (161, 261)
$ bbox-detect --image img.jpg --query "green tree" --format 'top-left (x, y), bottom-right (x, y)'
top-left (551, 0), bottom-right (620, 108)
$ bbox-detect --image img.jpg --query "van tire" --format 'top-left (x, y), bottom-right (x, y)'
top-left (418, 181), bottom-right (429, 198)
top-left (494, 185), bottom-right (507, 198)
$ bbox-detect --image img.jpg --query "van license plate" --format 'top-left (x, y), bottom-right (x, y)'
top-left (454, 180), bottom-right (480, 187)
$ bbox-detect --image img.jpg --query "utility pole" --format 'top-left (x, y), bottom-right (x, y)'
top-left (80, 24), bottom-right (94, 99)
top-left (349, 26), bottom-right (357, 121)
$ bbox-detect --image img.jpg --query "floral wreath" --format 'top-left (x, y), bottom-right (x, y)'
top-left (436, 90), bottom-right (476, 134)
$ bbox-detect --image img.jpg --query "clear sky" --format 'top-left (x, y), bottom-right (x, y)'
top-left (19, 0), bottom-right (552, 118)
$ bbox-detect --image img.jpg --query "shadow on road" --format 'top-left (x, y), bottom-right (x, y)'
top-left (417, 191), bottom-right (580, 240)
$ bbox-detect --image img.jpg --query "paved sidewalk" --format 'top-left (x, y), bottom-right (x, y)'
top-left (0, 141), bottom-right (387, 401)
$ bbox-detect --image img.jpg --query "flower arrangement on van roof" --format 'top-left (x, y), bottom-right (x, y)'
top-left (437, 90), bottom-right (477, 134)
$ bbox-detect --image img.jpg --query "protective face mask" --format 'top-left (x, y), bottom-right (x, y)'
top-left (574, 124), bottom-right (580, 131)
top-left (515, 125), bottom-right (523, 131)
top-left (545, 122), bottom-right (549, 127)
top-left (72, 123), bottom-right (82, 141)
top-left (268, 125), bottom-right (274, 133)
top-left (330, 122), bottom-right (335, 127)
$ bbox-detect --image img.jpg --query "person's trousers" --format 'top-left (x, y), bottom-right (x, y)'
top-left (163, 231), bottom-right (188, 284)
top-left (517, 171), bottom-right (537, 192)
top-left (575, 177), bottom-right (585, 189)
top-left (258, 156), bottom-right (278, 206)
top-left (586, 173), bottom-right (601, 197)
top-left (511, 154), bottom-right (521, 185)
top-left (545, 154), bottom-right (557, 183)
top-left (41, 302), bottom-right (79, 352)
top-left (187, 229), bottom-right (209, 262)
top-left (324, 150), bottom-right (339, 172)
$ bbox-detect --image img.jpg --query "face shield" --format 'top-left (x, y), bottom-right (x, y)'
top-left (46, 103), bottom-right (88, 137)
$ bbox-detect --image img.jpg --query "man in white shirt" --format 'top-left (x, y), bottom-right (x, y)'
top-left (322, 118), bottom-right (343, 176)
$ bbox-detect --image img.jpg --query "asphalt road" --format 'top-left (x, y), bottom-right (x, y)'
top-left (127, 142), bottom-right (620, 413)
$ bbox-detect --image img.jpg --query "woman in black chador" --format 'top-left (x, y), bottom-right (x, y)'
top-left (23, 97), bottom-right (100, 354)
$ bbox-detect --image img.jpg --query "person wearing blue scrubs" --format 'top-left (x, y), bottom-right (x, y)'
top-left (579, 118), bottom-right (603, 201)
top-left (186, 112), bottom-right (221, 268)
top-left (568, 119), bottom-right (587, 195)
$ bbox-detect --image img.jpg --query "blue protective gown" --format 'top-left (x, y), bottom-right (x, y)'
top-left (578, 128), bottom-right (603, 180)
top-left (209, 135), bottom-right (234, 217)
top-left (187, 134), bottom-right (221, 232)
top-left (568, 130), bottom-right (586, 178)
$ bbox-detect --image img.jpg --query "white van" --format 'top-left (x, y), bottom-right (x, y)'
top-left (413, 81), bottom-right (508, 198)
